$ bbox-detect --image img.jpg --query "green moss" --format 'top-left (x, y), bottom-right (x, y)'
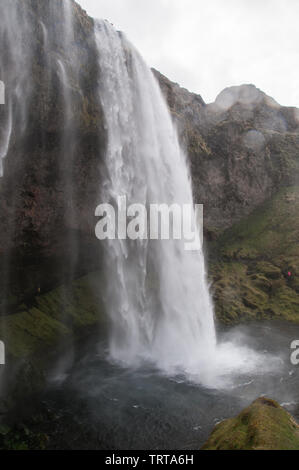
top-left (210, 186), bottom-right (299, 323)
top-left (3, 309), bottom-right (69, 358)
top-left (202, 397), bottom-right (299, 450)
top-left (0, 271), bottom-right (106, 360)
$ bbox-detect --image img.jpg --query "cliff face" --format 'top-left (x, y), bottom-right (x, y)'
top-left (155, 73), bottom-right (299, 323)
top-left (0, 0), bottom-right (107, 312)
top-left (155, 72), bottom-right (299, 234)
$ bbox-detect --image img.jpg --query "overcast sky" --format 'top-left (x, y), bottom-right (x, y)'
top-left (78, 0), bottom-right (299, 107)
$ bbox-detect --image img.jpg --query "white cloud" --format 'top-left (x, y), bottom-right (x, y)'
top-left (78, 0), bottom-right (299, 107)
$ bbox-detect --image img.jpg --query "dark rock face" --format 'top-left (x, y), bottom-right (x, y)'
top-left (154, 73), bottom-right (299, 235)
top-left (0, 0), bottom-right (107, 311)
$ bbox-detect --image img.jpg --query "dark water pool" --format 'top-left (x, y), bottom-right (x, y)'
top-left (43, 321), bottom-right (299, 449)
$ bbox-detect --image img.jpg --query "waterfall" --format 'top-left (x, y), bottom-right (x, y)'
top-left (95, 20), bottom-right (217, 377)
top-left (0, 0), bottom-right (77, 178)
top-left (0, 0), bottom-right (33, 176)
top-left (0, 1), bottom-right (274, 389)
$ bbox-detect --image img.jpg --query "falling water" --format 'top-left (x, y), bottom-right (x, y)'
top-left (95, 21), bottom-right (218, 378)
top-left (0, 0), bottom-right (33, 176)
top-left (93, 22), bottom-right (282, 387)
top-left (0, 0), bottom-right (82, 336)
top-left (0, 1), bottom-right (279, 389)
top-left (0, 0), bottom-right (77, 177)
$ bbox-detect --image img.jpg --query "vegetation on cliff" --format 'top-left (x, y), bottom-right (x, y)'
top-left (2, 272), bottom-right (106, 361)
top-left (209, 186), bottom-right (299, 323)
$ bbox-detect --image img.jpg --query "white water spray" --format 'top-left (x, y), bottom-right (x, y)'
top-left (95, 21), bottom-right (217, 373)
top-left (94, 21), bottom-right (281, 387)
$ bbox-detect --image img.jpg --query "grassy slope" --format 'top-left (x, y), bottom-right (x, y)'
top-left (202, 397), bottom-right (299, 450)
top-left (0, 271), bottom-right (106, 362)
top-left (209, 185), bottom-right (299, 323)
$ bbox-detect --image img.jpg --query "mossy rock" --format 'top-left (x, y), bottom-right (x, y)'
top-left (202, 397), bottom-right (299, 450)
top-left (0, 271), bottom-right (106, 361)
